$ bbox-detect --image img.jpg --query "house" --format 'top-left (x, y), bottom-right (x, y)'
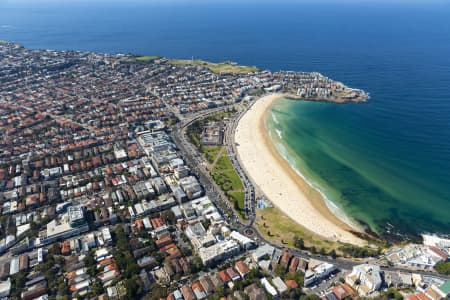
top-left (289, 256), bottom-right (299, 272)
top-left (225, 267), bottom-right (240, 281)
top-left (210, 273), bottom-right (224, 287)
top-left (218, 270), bottom-right (231, 284)
top-left (156, 236), bottom-right (173, 248)
top-left (297, 258), bottom-right (308, 272)
top-left (0, 262), bottom-right (10, 280)
top-left (235, 261), bottom-right (250, 278)
top-left (0, 278), bottom-right (11, 298)
top-left (425, 286), bottom-right (445, 300)
top-left (180, 285), bottom-right (195, 300)
top-left (332, 284), bottom-right (355, 300)
top-left (285, 279), bottom-right (298, 289)
top-left (199, 276), bottom-right (214, 295)
top-left (244, 283), bottom-right (267, 300)
top-left (272, 276), bottom-right (288, 294)
top-left (261, 277), bottom-right (277, 297)
top-left (280, 250), bottom-right (293, 267)
top-left (191, 281), bottom-right (207, 300)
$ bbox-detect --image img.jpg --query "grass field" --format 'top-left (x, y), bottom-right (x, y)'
top-left (256, 207), bottom-right (383, 258)
top-left (256, 207), bottom-right (339, 252)
top-left (169, 59), bottom-right (259, 74)
top-left (134, 55), bottom-right (160, 62)
top-left (212, 155), bottom-right (244, 191)
top-left (227, 191), bottom-right (245, 212)
top-left (202, 145), bottom-right (245, 218)
top-left (202, 146), bottom-right (222, 164)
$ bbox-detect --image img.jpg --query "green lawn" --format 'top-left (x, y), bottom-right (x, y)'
top-left (256, 207), bottom-right (340, 252)
top-left (135, 55), bottom-right (160, 62)
top-left (202, 146), bottom-right (246, 219)
top-left (201, 146), bottom-right (222, 164)
top-left (212, 155), bottom-right (243, 191)
top-left (169, 59), bottom-right (259, 74)
top-left (227, 191), bottom-right (245, 211)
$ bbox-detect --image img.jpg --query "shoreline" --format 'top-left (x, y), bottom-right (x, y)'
top-left (235, 93), bottom-right (366, 246)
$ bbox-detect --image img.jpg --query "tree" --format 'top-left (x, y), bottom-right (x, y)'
top-left (91, 279), bottom-right (104, 296)
top-left (143, 284), bottom-right (167, 300)
top-left (293, 236), bottom-right (305, 250)
top-left (286, 270), bottom-right (305, 287)
top-left (57, 278), bottom-right (68, 297)
top-left (190, 255), bottom-right (204, 273)
top-left (434, 261), bottom-right (450, 275)
top-left (83, 250), bottom-right (96, 268)
top-left (274, 264), bottom-right (286, 278)
top-left (11, 271), bottom-right (26, 298)
top-left (246, 268), bottom-right (261, 281)
top-left (211, 286), bottom-right (225, 300)
top-left (49, 243), bottom-right (61, 255)
top-left (125, 276), bottom-right (141, 299)
top-left (288, 288), bottom-right (304, 300)
top-left (161, 210), bottom-right (176, 224)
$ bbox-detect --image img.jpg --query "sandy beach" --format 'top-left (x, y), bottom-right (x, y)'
top-left (235, 93), bottom-right (365, 245)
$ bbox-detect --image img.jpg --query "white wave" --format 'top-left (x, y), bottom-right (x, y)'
top-left (266, 123), bottom-right (361, 230)
top-left (278, 146), bottom-right (361, 230)
top-left (271, 112), bottom-right (280, 125)
top-left (275, 129), bottom-right (283, 139)
top-left (274, 141), bottom-right (288, 158)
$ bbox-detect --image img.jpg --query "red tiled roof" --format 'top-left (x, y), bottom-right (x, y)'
top-left (218, 270), bottom-right (231, 283)
top-left (235, 261), bottom-right (250, 276)
top-left (285, 279), bottom-right (298, 289)
top-left (332, 285), bottom-right (350, 300)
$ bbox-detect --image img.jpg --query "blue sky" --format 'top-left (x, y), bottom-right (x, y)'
top-left (3, 0), bottom-right (448, 3)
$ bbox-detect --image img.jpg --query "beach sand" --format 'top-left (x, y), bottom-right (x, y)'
top-left (235, 93), bottom-right (365, 245)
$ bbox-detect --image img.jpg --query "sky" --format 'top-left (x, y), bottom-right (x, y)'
top-left (2, 0), bottom-right (448, 4)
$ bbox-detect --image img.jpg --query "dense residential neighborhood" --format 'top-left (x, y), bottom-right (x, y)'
top-left (0, 41), bottom-right (449, 300)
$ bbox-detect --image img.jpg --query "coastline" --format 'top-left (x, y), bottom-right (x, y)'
top-left (235, 93), bottom-right (366, 246)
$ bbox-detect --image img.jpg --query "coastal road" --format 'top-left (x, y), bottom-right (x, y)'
top-left (171, 99), bottom-right (450, 281)
top-left (171, 106), bottom-right (244, 225)
top-left (173, 102), bottom-right (259, 224)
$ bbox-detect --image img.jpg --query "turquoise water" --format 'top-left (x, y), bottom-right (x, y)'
top-left (267, 99), bottom-right (450, 240)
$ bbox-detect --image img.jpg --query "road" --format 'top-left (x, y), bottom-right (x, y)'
top-left (171, 102), bottom-right (450, 281)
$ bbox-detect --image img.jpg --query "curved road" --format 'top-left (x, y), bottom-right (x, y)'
top-left (171, 103), bottom-right (450, 280)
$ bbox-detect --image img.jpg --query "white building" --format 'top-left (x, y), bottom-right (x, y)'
top-left (272, 276), bottom-right (288, 294)
top-left (37, 205), bottom-right (88, 245)
top-left (252, 244), bottom-right (275, 262)
top-left (102, 227), bottom-right (112, 244)
top-left (346, 264), bottom-right (382, 296)
top-left (198, 240), bottom-right (240, 266)
top-left (304, 262), bottom-right (336, 287)
top-left (0, 278), bottom-right (11, 298)
top-left (261, 277), bottom-right (277, 297)
top-left (230, 231), bottom-right (255, 250)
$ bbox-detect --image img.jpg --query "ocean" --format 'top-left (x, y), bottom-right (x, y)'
top-left (1, 1), bottom-right (450, 239)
